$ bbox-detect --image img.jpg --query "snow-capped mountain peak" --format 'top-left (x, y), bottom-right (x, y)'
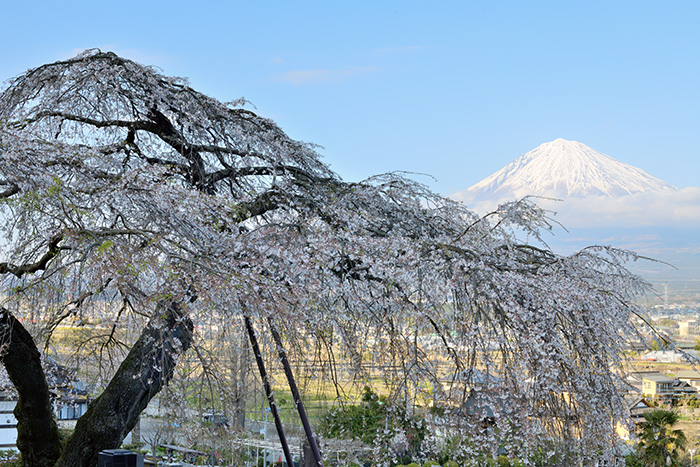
top-left (455, 138), bottom-right (677, 201)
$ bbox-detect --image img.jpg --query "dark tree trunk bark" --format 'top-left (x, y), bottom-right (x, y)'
top-left (0, 308), bottom-right (63, 467)
top-left (55, 300), bottom-right (193, 467)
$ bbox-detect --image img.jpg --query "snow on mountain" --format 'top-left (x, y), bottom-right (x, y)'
top-left (455, 138), bottom-right (677, 201)
top-left (450, 139), bottom-right (700, 297)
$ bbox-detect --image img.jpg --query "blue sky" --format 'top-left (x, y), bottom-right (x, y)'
top-left (1, 1), bottom-right (698, 196)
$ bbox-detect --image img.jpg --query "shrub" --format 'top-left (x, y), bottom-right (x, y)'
top-left (0, 449), bottom-right (21, 467)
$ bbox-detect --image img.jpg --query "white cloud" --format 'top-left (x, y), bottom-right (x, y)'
top-left (456, 187), bottom-right (700, 229)
top-left (274, 66), bottom-right (375, 85)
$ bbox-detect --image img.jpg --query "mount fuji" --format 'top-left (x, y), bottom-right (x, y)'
top-left (452, 138), bottom-right (700, 303)
top-left (454, 138), bottom-right (677, 202)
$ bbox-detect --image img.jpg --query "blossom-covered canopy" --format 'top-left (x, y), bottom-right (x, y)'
top-left (0, 50), bottom-right (649, 464)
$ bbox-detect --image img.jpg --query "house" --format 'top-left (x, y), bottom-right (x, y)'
top-left (641, 350), bottom-right (686, 363)
top-left (679, 320), bottom-right (700, 337)
top-left (0, 388), bottom-right (89, 449)
top-left (640, 373), bottom-right (697, 404)
top-left (675, 341), bottom-right (697, 351)
top-left (0, 358), bottom-right (91, 450)
top-left (617, 396), bottom-right (655, 440)
top-left (44, 356), bottom-right (91, 424)
top-left (641, 374), bottom-right (676, 395)
top-left (628, 396), bottom-right (655, 424)
top-left (676, 370), bottom-right (700, 389)
top-left (0, 396), bottom-right (17, 449)
top-left (52, 383), bottom-right (90, 422)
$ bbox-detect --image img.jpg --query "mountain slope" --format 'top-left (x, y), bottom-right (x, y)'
top-left (451, 139), bottom-right (700, 300)
top-left (456, 138), bottom-right (677, 201)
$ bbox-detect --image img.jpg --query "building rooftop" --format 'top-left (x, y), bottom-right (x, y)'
top-left (676, 370), bottom-right (700, 379)
top-left (641, 374), bottom-right (676, 383)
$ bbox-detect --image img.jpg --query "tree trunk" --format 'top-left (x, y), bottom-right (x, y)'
top-left (0, 308), bottom-right (63, 467)
top-left (55, 300), bottom-right (193, 467)
top-left (131, 415), bottom-right (141, 444)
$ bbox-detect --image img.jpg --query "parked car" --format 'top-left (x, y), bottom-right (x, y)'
top-left (202, 413), bottom-right (229, 428)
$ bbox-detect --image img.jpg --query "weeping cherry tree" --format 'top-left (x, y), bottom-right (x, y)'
top-left (0, 50), bottom-right (651, 466)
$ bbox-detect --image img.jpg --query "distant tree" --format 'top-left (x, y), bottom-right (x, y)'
top-left (319, 387), bottom-right (387, 444)
top-left (319, 386), bottom-right (425, 457)
top-left (650, 338), bottom-right (671, 351)
top-left (0, 50), bottom-right (653, 466)
top-left (636, 409), bottom-right (687, 466)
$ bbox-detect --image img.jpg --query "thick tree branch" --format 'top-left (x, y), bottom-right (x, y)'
top-left (0, 182), bottom-right (19, 198)
top-left (23, 110), bottom-right (333, 195)
top-left (233, 189), bottom-right (281, 223)
top-left (29, 111), bottom-right (154, 132)
top-left (0, 308), bottom-right (63, 467)
top-left (0, 234), bottom-right (63, 278)
top-left (207, 164), bottom-right (328, 185)
top-left (56, 300), bottom-right (193, 467)
top-left (145, 107), bottom-right (211, 192)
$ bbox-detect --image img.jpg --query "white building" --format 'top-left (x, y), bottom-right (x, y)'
top-left (0, 399), bottom-right (17, 450)
top-left (679, 320), bottom-right (700, 337)
top-left (641, 350), bottom-right (686, 363)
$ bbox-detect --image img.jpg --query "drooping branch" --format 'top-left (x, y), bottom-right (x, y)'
top-left (56, 300), bottom-right (193, 467)
top-left (44, 277), bottom-right (114, 345)
top-left (0, 308), bottom-right (63, 467)
top-left (144, 107), bottom-right (211, 192)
